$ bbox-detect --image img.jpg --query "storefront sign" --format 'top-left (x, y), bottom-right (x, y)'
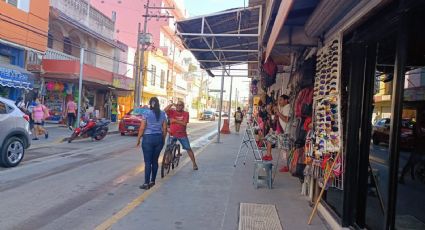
top-left (113, 75), bottom-right (135, 90)
top-left (0, 66), bottom-right (33, 89)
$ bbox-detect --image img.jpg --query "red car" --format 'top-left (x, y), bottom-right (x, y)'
top-left (119, 107), bottom-right (150, 136)
top-left (372, 118), bottom-right (415, 150)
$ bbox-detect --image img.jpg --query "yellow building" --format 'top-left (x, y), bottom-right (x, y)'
top-left (141, 49), bottom-right (169, 107)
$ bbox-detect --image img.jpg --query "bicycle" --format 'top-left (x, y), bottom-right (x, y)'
top-left (161, 136), bottom-right (181, 178)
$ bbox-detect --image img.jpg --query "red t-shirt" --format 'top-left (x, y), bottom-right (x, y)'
top-left (167, 110), bottom-right (189, 138)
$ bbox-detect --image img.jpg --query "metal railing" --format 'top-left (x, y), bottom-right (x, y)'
top-left (44, 48), bottom-right (79, 60)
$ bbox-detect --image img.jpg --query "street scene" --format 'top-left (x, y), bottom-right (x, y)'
top-left (1, 0), bottom-right (425, 230)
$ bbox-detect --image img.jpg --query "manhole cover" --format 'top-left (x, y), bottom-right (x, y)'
top-left (239, 203), bottom-right (282, 230)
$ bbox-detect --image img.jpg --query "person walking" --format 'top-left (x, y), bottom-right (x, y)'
top-left (65, 98), bottom-right (77, 130)
top-left (136, 97), bottom-right (167, 190)
top-left (32, 98), bottom-right (49, 140)
top-left (234, 107), bottom-right (244, 133)
top-left (164, 101), bottom-right (199, 170)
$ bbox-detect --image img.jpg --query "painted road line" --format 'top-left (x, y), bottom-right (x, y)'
top-left (94, 133), bottom-right (215, 230)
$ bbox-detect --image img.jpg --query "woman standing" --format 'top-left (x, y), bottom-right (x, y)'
top-left (136, 97), bottom-right (167, 190)
top-left (32, 98), bottom-right (49, 140)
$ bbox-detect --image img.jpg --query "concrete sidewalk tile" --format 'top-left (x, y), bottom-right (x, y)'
top-left (110, 125), bottom-right (327, 230)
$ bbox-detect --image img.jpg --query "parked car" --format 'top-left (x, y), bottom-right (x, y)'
top-left (200, 110), bottom-right (215, 121)
top-left (372, 118), bottom-right (415, 150)
top-left (0, 97), bottom-right (31, 167)
top-left (214, 110), bottom-right (229, 117)
top-left (119, 107), bottom-right (150, 136)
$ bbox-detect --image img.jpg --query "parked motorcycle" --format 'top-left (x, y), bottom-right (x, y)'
top-left (68, 117), bottom-right (110, 143)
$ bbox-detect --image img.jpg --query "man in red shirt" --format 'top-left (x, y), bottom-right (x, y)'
top-left (165, 101), bottom-right (198, 170)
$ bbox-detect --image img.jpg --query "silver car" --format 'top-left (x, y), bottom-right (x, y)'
top-left (0, 96), bottom-right (31, 167)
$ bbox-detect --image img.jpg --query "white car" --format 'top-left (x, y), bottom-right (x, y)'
top-left (0, 97), bottom-right (31, 167)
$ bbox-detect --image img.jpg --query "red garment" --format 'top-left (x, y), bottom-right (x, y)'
top-left (294, 87), bottom-right (314, 118)
top-left (304, 117), bottom-right (312, 131)
top-left (167, 110), bottom-right (189, 138)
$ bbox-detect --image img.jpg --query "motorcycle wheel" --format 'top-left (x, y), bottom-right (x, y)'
top-left (94, 130), bottom-right (107, 141)
top-left (68, 133), bottom-right (78, 143)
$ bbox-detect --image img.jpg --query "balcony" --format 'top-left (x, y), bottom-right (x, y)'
top-left (50, 0), bottom-right (114, 39)
top-left (44, 48), bottom-right (79, 61)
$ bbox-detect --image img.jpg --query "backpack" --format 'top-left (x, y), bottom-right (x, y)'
top-left (235, 111), bottom-right (242, 122)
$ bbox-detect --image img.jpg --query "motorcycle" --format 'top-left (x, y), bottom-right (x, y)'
top-left (68, 117), bottom-right (110, 143)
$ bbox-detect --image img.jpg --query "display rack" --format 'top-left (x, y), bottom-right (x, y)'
top-left (312, 35), bottom-right (344, 190)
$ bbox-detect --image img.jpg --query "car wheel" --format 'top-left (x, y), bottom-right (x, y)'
top-left (372, 135), bottom-right (380, 145)
top-left (0, 137), bottom-right (25, 167)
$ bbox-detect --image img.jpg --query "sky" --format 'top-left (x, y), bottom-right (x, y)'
top-left (184, 0), bottom-right (247, 17)
top-left (183, 1), bottom-right (251, 103)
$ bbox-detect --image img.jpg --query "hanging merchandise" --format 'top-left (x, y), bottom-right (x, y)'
top-left (251, 79), bottom-right (258, 95)
top-left (260, 55), bottom-right (278, 89)
top-left (312, 35), bottom-right (344, 190)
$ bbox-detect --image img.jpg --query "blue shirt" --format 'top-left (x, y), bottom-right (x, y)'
top-left (143, 110), bottom-right (167, 135)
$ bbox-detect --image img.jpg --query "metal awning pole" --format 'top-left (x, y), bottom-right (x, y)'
top-left (76, 47), bottom-right (84, 126)
top-left (228, 74), bottom-right (233, 117)
top-left (217, 66), bottom-right (225, 143)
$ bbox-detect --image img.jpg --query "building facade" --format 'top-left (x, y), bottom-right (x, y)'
top-left (41, 0), bottom-right (133, 123)
top-left (0, 0), bottom-right (49, 100)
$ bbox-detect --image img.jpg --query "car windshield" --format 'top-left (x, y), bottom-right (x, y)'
top-left (203, 111), bottom-right (213, 114)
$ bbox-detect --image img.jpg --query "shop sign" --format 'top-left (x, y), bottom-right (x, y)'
top-left (0, 66), bottom-right (33, 89)
top-left (113, 75), bottom-right (135, 90)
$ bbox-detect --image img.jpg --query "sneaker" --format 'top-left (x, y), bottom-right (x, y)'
top-left (32, 138), bottom-right (39, 140)
top-left (279, 166), bottom-right (289, 172)
top-left (139, 183), bottom-right (150, 190)
top-left (193, 165), bottom-right (198, 170)
top-left (148, 181), bottom-right (155, 188)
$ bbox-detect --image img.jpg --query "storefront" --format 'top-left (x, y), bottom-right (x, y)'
top-left (302, 1), bottom-right (425, 229)
top-left (0, 43), bottom-right (34, 100)
top-left (254, 0), bottom-right (425, 229)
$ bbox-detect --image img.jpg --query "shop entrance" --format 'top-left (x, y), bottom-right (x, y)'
top-left (342, 1), bottom-right (425, 229)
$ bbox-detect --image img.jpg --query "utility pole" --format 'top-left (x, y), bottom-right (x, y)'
top-left (77, 47), bottom-right (84, 126)
top-left (134, 23), bottom-right (141, 107)
top-left (135, 0), bottom-right (174, 106)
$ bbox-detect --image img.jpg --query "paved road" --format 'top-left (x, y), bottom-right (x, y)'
top-left (0, 120), bottom-right (219, 230)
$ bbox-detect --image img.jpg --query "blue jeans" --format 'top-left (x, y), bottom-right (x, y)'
top-left (142, 134), bottom-right (164, 184)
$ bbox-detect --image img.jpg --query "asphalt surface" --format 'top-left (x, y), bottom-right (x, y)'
top-left (0, 120), bottom-right (219, 230)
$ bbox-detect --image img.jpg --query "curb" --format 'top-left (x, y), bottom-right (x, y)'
top-left (60, 130), bottom-right (121, 143)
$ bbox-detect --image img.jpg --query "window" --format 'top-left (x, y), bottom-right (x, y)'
top-left (63, 37), bottom-right (72, 55)
top-left (4, 0), bottom-right (30, 12)
top-left (150, 65), bottom-right (156, 86)
top-left (160, 70), bottom-right (165, 88)
top-left (47, 33), bottom-right (53, 49)
top-left (0, 102), bottom-right (7, 114)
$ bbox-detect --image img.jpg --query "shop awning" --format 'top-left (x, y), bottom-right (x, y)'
top-left (261, 0), bottom-right (320, 61)
top-left (176, 6), bottom-right (262, 70)
top-left (0, 62), bottom-right (34, 90)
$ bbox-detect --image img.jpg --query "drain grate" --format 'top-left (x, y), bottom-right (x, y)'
top-left (239, 203), bottom-right (282, 230)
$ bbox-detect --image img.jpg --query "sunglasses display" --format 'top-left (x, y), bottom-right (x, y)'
top-left (309, 37), bottom-right (344, 190)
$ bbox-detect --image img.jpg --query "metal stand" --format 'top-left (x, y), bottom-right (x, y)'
top-left (234, 117), bottom-right (265, 167)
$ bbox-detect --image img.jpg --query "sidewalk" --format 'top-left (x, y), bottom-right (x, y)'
top-left (29, 122), bottom-right (119, 149)
top-left (106, 124), bottom-right (328, 230)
